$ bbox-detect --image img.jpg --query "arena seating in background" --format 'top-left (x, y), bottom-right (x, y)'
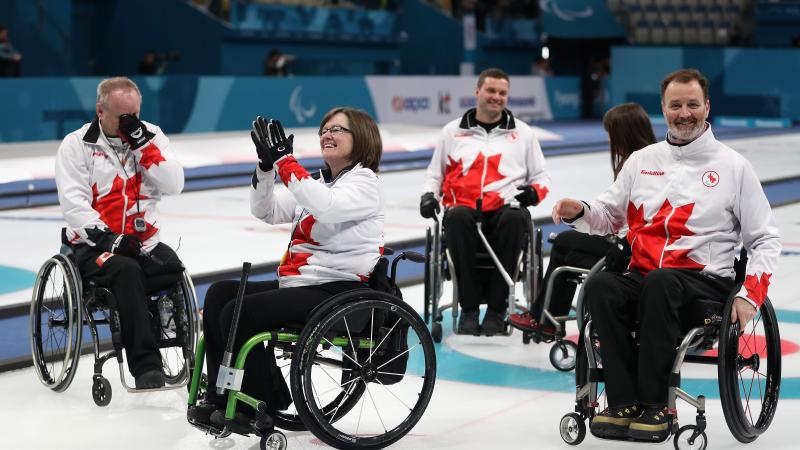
top-left (230, 1), bottom-right (399, 43)
top-left (611, 0), bottom-right (750, 46)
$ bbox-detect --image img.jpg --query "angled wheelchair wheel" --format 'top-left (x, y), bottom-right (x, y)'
top-left (292, 291), bottom-right (436, 449)
top-left (550, 340), bottom-right (578, 372)
top-left (29, 254), bottom-right (83, 392)
top-left (718, 296), bottom-right (781, 443)
top-left (159, 271), bottom-right (200, 385)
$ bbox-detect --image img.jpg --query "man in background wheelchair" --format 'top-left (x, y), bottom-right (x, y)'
top-left (419, 67), bottom-right (550, 335)
top-left (552, 69), bottom-right (781, 443)
top-left (54, 77), bottom-right (185, 389)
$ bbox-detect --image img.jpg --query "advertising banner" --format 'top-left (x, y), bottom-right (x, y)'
top-left (365, 75), bottom-right (555, 125)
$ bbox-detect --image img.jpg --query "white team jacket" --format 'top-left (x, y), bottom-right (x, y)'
top-left (570, 126), bottom-right (780, 307)
top-left (250, 157), bottom-right (385, 288)
top-left (54, 117), bottom-right (184, 251)
top-left (422, 108), bottom-right (551, 212)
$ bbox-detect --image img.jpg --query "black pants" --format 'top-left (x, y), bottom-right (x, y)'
top-left (202, 279), bottom-right (363, 412)
top-left (585, 268), bottom-right (734, 407)
top-left (75, 242), bottom-right (183, 377)
top-left (531, 230), bottom-right (611, 321)
top-left (443, 205), bottom-right (529, 313)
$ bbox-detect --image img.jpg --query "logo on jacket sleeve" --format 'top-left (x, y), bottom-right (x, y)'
top-left (702, 171), bottom-right (719, 188)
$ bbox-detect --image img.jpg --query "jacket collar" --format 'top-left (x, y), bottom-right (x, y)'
top-left (321, 162), bottom-right (360, 183)
top-left (82, 115), bottom-right (157, 145)
top-left (458, 108), bottom-right (516, 131)
top-left (665, 122), bottom-right (716, 158)
top-left (82, 116), bottom-right (102, 143)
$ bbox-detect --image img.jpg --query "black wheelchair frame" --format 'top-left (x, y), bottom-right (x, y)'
top-left (29, 240), bottom-right (200, 406)
top-left (423, 203), bottom-right (538, 342)
top-left (187, 251), bottom-right (437, 450)
top-left (559, 253), bottom-right (782, 448)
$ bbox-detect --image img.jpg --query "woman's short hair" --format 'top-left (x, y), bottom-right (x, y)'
top-left (319, 107), bottom-right (383, 173)
top-left (603, 102), bottom-right (656, 179)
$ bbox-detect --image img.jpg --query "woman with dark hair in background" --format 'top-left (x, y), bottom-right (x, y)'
top-left (188, 107), bottom-right (385, 431)
top-left (508, 103), bottom-right (656, 335)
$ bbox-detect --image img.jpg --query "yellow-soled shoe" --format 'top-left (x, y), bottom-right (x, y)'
top-left (589, 405), bottom-right (640, 439)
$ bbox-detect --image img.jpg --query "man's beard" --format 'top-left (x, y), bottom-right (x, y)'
top-left (668, 118), bottom-right (705, 142)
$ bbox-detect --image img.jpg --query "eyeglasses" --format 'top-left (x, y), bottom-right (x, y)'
top-left (318, 125), bottom-right (351, 137)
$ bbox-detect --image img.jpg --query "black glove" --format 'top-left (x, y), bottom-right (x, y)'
top-left (604, 236), bottom-right (631, 273)
top-left (118, 114), bottom-right (150, 150)
top-left (251, 116), bottom-right (294, 171)
top-left (89, 228), bottom-right (142, 257)
top-left (419, 192), bottom-right (440, 219)
top-left (514, 185), bottom-right (540, 207)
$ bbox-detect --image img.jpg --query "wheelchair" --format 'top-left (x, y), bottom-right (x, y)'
top-left (559, 252), bottom-right (782, 449)
top-left (423, 201), bottom-right (539, 342)
top-left (187, 251), bottom-right (437, 450)
top-left (29, 231), bottom-right (200, 406)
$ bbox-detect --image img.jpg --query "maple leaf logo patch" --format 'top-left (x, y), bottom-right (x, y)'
top-left (702, 171), bottom-right (719, 188)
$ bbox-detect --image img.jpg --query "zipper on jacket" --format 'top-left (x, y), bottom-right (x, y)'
top-left (658, 208), bottom-right (677, 267)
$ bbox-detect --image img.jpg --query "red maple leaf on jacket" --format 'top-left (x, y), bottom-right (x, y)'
top-left (442, 152), bottom-right (505, 211)
top-left (279, 214), bottom-right (321, 277)
top-left (742, 272), bottom-right (771, 306)
top-left (91, 173), bottom-right (157, 241)
top-left (626, 199), bottom-right (705, 274)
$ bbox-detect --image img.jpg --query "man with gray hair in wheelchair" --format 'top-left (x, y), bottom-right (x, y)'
top-left (552, 68), bottom-right (781, 442)
top-left (54, 76), bottom-right (185, 389)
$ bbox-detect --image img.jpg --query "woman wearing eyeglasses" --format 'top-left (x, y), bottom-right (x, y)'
top-left (189, 107), bottom-right (385, 431)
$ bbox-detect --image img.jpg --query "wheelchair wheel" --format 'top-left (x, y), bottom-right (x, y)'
top-left (292, 291), bottom-right (436, 449)
top-left (673, 425), bottom-right (708, 450)
top-left (431, 321), bottom-right (442, 343)
top-left (30, 254), bottom-right (83, 392)
top-left (159, 271), bottom-right (200, 385)
top-left (260, 430), bottom-right (287, 450)
top-left (92, 375), bottom-right (112, 407)
top-left (550, 340), bottom-right (577, 372)
top-left (559, 412), bottom-right (586, 445)
top-left (718, 296), bottom-right (781, 443)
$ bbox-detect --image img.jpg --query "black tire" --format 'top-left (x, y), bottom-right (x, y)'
top-left (157, 271), bottom-right (200, 385)
top-left (92, 376), bottom-right (112, 407)
top-left (550, 340), bottom-right (578, 372)
top-left (560, 412), bottom-right (586, 445)
top-left (260, 430), bottom-right (288, 450)
top-left (718, 296), bottom-right (781, 443)
top-left (30, 254), bottom-right (83, 393)
top-left (291, 291), bottom-right (436, 450)
top-left (522, 332), bottom-right (531, 344)
top-left (432, 321), bottom-right (442, 343)
top-left (424, 227), bottom-right (432, 325)
top-left (673, 425), bottom-right (708, 450)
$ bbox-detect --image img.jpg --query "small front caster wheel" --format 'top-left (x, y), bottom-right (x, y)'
top-left (560, 412), bottom-right (586, 445)
top-left (260, 430), bottom-right (288, 450)
top-left (92, 376), bottom-right (112, 407)
top-left (432, 322), bottom-right (443, 343)
top-left (673, 425), bottom-right (708, 450)
top-left (550, 340), bottom-right (578, 372)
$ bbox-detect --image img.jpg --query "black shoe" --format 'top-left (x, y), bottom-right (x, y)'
top-left (481, 309), bottom-right (506, 336)
top-left (628, 406), bottom-right (670, 442)
top-left (590, 405), bottom-right (641, 439)
top-left (457, 311), bottom-right (480, 335)
top-left (210, 409), bottom-right (254, 435)
top-left (187, 401), bottom-right (221, 427)
top-left (135, 369), bottom-right (165, 389)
